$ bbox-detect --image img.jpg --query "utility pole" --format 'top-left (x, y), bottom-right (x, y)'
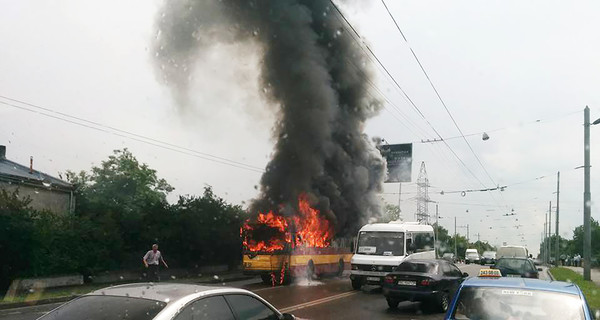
top-left (584, 106), bottom-right (592, 281)
top-left (435, 204), bottom-right (439, 258)
top-left (548, 201), bottom-right (552, 264)
top-left (555, 171), bottom-right (560, 267)
top-left (544, 217), bottom-right (548, 264)
top-left (467, 224), bottom-right (470, 243)
top-left (398, 182), bottom-right (402, 220)
top-left (454, 217), bottom-right (457, 258)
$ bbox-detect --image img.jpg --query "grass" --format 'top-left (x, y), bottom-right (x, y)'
top-left (550, 267), bottom-right (600, 311)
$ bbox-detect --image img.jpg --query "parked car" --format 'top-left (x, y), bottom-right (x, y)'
top-left (480, 251), bottom-right (496, 265)
top-left (492, 257), bottom-right (541, 279)
top-left (383, 259), bottom-right (468, 312)
top-left (442, 252), bottom-right (457, 263)
top-left (445, 269), bottom-right (593, 319)
top-left (37, 283), bottom-right (295, 320)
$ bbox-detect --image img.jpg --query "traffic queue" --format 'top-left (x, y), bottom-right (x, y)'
top-left (350, 221), bottom-right (593, 319)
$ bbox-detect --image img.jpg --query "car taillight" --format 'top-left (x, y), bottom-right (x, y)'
top-left (420, 279), bottom-right (435, 286)
top-left (384, 275), bottom-right (395, 284)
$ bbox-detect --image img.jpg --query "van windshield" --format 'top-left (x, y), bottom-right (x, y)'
top-left (356, 231), bottom-right (404, 256)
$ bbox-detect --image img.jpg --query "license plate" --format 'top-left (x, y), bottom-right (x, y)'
top-left (367, 277), bottom-right (380, 282)
top-left (397, 280), bottom-right (416, 286)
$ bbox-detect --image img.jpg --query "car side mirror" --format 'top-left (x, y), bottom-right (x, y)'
top-left (282, 313), bottom-right (295, 320)
top-left (462, 272), bottom-right (469, 277)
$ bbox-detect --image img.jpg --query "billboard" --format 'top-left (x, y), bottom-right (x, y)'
top-left (380, 143), bottom-right (412, 183)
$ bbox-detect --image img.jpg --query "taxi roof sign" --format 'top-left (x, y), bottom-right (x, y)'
top-left (478, 269), bottom-right (502, 278)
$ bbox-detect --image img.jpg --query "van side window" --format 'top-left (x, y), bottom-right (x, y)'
top-left (413, 232), bottom-right (434, 253)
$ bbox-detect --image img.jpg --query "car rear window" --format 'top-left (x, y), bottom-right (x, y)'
top-left (495, 259), bottom-right (534, 273)
top-left (453, 287), bottom-right (585, 319)
top-left (39, 295), bottom-right (167, 320)
top-left (396, 262), bottom-right (437, 273)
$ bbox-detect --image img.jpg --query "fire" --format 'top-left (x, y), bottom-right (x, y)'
top-left (292, 194), bottom-right (332, 248)
top-left (241, 211), bottom-right (290, 252)
top-left (242, 193), bottom-right (333, 252)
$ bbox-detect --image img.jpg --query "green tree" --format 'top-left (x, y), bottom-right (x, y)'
top-left (66, 149), bottom-right (174, 270)
top-left (0, 190), bottom-right (35, 290)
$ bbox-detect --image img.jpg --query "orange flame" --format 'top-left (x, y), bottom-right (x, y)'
top-left (292, 194), bottom-right (333, 248)
top-left (242, 193), bottom-right (334, 252)
top-left (241, 211), bottom-right (290, 252)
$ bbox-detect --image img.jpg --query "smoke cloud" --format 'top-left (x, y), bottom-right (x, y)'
top-left (152, 0), bottom-right (386, 237)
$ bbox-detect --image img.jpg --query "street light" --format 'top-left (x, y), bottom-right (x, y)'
top-left (583, 106), bottom-right (600, 281)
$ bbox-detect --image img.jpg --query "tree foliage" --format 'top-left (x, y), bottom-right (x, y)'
top-left (1, 149), bottom-right (247, 292)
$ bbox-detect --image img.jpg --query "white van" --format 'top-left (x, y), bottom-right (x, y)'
top-left (465, 248), bottom-right (480, 264)
top-left (350, 221), bottom-right (435, 290)
top-left (496, 245), bottom-right (529, 259)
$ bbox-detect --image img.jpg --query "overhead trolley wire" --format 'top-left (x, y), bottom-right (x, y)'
top-left (329, 0), bottom-right (492, 191)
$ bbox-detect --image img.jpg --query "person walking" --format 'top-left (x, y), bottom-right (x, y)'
top-left (143, 244), bottom-right (168, 281)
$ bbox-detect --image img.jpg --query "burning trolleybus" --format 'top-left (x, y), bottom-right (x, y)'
top-left (241, 194), bottom-right (353, 285)
top-left (350, 221), bottom-right (435, 290)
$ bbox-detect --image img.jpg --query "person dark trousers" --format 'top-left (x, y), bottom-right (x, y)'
top-left (143, 244), bottom-right (169, 282)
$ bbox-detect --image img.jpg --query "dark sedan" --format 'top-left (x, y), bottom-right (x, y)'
top-left (492, 257), bottom-right (541, 278)
top-left (382, 259), bottom-right (468, 312)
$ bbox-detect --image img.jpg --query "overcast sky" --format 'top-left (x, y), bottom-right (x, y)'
top-left (1, 0), bottom-right (599, 255)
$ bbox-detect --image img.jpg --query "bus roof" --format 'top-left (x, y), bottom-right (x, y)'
top-left (358, 222), bottom-right (434, 233)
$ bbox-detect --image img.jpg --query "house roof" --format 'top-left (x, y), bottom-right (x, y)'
top-left (0, 154), bottom-right (73, 192)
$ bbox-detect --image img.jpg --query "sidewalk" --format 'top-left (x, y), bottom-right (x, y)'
top-left (0, 270), bottom-right (255, 310)
top-left (563, 266), bottom-right (600, 286)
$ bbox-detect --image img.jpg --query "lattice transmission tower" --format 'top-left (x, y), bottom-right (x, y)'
top-left (415, 161), bottom-right (430, 224)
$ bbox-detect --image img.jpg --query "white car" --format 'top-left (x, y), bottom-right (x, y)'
top-left (37, 283), bottom-right (295, 320)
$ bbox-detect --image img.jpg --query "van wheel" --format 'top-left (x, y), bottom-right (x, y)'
top-left (351, 278), bottom-right (362, 290)
top-left (337, 259), bottom-right (344, 276)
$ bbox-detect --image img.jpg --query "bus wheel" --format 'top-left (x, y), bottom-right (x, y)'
top-left (307, 260), bottom-right (316, 280)
top-left (260, 274), bottom-right (272, 285)
top-left (351, 278), bottom-right (362, 290)
top-left (337, 259), bottom-right (344, 277)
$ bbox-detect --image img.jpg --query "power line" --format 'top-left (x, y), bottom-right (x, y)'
top-left (380, 0), bottom-right (499, 187)
top-left (415, 109), bottom-right (583, 143)
top-left (329, 0), bottom-right (492, 191)
top-left (0, 95), bottom-right (264, 171)
top-left (0, 98), bottom-right (265, 173)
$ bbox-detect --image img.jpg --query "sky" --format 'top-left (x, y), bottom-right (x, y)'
top-left (1, 0), bottom-right (599, 255)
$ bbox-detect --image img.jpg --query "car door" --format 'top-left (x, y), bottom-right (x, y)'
top-left (224, 294), bottom-right (280, 320)
top-left (446, 263), bottom-right (465, 296)
top-left (440, 262), bottom-right (458, 292)
top-left (174, 295), bottom-right (236, 320)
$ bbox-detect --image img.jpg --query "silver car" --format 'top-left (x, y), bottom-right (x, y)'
top-left (37, 283), bottom-right (295, 320)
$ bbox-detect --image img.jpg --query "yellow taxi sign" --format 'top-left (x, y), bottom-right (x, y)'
top-left (478, 269), bottom-right (502, 277)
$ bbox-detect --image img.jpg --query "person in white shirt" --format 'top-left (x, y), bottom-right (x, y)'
top-left (143, 244), bottom-right (168, 281)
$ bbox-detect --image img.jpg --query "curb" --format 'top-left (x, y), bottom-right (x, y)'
top-left (0, 275), bottom-right (257, 311)
top-left (546, 267), bottom-right (555, 281)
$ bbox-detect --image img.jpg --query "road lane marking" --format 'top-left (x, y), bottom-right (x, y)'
top-left (278, 291), bottom-right (358, 313)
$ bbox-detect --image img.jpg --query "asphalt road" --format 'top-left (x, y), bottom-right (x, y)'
top-left (0, 263), bottom-right (549, 320)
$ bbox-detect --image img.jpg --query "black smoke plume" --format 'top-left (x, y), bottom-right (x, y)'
top-left (153, 0), bottom-right (386, 237)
